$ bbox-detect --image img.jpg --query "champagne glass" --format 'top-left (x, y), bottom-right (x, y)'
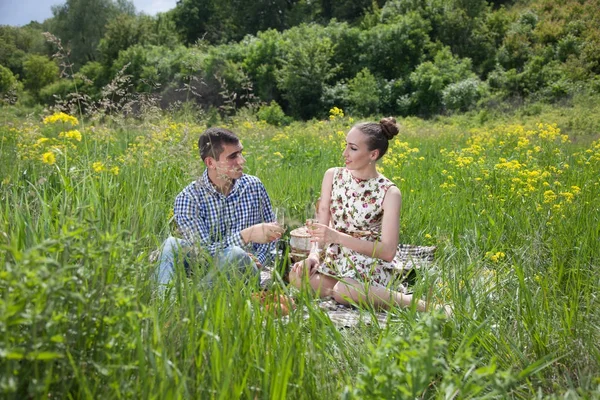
top-left (305, 203), bottom-right (318, 233)
top-left (274, 207), bottom-right (285, 228)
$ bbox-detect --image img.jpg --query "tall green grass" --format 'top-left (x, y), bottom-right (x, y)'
top-left (0, 108), bottom-right (598, 398)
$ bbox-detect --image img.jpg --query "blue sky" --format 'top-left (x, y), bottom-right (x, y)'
top-left (0, 0), bottom-right (178, 26)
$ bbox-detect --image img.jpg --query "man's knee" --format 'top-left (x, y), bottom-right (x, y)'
top-left (163, 235), bottom-right (184, 251)
top-left (218, 246), bottom-right (259, 276)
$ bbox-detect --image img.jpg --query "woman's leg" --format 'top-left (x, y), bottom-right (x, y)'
top-left (332, 278), bottom-right (427, 311)
top-left (289, 263), bottom-right (337, 298)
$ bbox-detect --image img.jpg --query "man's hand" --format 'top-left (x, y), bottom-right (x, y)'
top-left (241, 222), bottom-right (284, 244)
top-left (247, 252), bottom-right (263, 269)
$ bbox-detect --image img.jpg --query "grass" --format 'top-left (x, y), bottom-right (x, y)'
top-left (0, 102), bottom-right (599, 398)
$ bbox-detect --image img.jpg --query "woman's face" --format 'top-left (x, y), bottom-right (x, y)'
top-left (342, 127), bottom-right (377, 170)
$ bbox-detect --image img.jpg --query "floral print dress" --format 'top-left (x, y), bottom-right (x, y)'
top-left (317, 167), bottom-right (405, 289)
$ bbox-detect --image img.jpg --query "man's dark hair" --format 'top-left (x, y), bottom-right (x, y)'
top-left (198, 127), bottom-right (240, 161)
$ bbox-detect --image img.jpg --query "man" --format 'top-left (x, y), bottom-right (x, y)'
top-left (156, 127), bottom-right (284, 288)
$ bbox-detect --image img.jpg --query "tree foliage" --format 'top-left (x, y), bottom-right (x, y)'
top-left (49, 0), bottom-right (135, 67)
top-left (3, 0), bottom-right (600, 119)
top-left (23, 55), bottom-right (59, 97)
top-left (276, 25), bottom-right (337, 119)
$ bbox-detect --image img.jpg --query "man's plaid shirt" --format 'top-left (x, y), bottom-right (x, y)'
top-left (174, 170), bottom-right (276, 265)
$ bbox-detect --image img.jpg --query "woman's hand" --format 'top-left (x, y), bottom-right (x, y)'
top-left (306, 221), bottom-right (338, 246)
top-left (291, 254), bottom-right (320, 277)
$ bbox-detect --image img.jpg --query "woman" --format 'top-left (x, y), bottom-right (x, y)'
top-left (289, 117), bottom-right (430, 312)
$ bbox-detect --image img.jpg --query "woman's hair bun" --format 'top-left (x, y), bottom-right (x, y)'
top-left (379, 117), bottom-right (399, 140)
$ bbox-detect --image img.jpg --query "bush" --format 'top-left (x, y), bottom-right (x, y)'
top-left (378, 78), bottom-right (408, 115)
top-left (321, 81), bottom-right (350, 113)
top-left (347, 68), bottom-right (380, 117)
top-left (38, 79), bottom-right (81, 105)
top-left (276, 25), bottom-right (336, 119)
top-left (556, 34), bottom-right (581, 62)
top-left (408, 47), bottom-right (476, 115)
top-left (78, 61), bottom-right (107, 92)
top-left (442, 77), bottom-right (486, 112)
top-left (0, 64), bottom-right (17, 92)
top-left (358, 14), bottom-right (431, 80)
top-left (0, 64), bottom-right (21, 103)
top-left (22, 55), bottom-right (59, 98)
top-left (256, 100), bottom-right (291, 126)
top-left (242, 30), bottom-right (285, 103)
top-left (343, 314), bottom-right (517, 399)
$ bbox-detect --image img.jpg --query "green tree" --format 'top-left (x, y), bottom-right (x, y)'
top-left (22, 55), bottom-right (59, 97)
top-left (276, 25), bottom-right (336, 119)
top-left (111, 44), bottom-right (190, 92)
top-left (381, 0), bottom-right (501, 76)
top-left (173, 0), bottom-right (295, 45)
top-left (0, 64), bottom-right (20, 100)
top-left (172, 0), bottom-right (223, 44)
top-left (407, 47), bottom-right (476, 115)
top-left (49, 0), bottom-right (135, 68)
top-left (359, 13), bottom-right (431, 80)
top-left (98, 13), bottom-right (180, 68)
top-left (347, 68), bottom-right (380, 117)
top-left (242, 29), bottom-right (285, 103)
top-left (0, 25), bottom-right (47, 78)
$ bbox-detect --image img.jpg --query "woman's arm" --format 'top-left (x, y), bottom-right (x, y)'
top-left (308, 168), bottom-right (335, 260)
top-left (310, 185), bottom-right (402, 262)
top-left (317, 168), bottom-right (335, 226)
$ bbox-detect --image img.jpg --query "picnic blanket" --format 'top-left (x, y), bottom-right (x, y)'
top-left (261, 244), bottom-right (437, 328)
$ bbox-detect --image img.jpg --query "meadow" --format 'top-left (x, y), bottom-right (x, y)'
top-left (0, 103), bottom-right (599, 398)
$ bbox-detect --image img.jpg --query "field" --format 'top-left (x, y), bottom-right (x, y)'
top-left (1, 104), bottom-right (599, 398)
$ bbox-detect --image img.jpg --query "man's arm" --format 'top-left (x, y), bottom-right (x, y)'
top-left (174, 185), bottom-right (282, 259)
top-left (251, 183), bottom-right (277, 265)
top-left (174, 191), bottom-right (245, 255)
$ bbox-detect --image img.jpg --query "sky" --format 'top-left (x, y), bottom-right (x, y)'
top-left (0, 0), bottom-right (178, 26)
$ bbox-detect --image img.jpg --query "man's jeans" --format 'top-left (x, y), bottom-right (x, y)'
top-left (156, 236), bottom-right (259, 289)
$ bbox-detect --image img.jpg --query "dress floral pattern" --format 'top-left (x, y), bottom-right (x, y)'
top-left (317, 167), bottom-right (405, 289)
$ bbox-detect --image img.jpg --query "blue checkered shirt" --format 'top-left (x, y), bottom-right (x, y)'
top-left (174, 170), bottom-right (276, 265)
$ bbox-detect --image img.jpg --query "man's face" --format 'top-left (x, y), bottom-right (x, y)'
top-left (214, 142), bottom-right (246, 181)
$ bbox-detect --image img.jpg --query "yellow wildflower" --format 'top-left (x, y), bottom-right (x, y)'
top-left (92, 162), bottom-right (105, 172)
top-left (329, 107), bottom-right (344, 120)
top-left (543, 190), bottom-right (557, 203)
top-left (42, 152), bottom-right (56, 165)
top-left (485, 251), bottom-right (506, 263)
top-left (560, 192), bottom-right (574, 202)
top-left (110, 166), bottom-right (120, 176)
top-left (58, 130), bottom-right (82, 142)
top-left (43, 112), bottom-right (79, 126)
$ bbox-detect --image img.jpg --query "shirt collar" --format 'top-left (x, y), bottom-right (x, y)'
top-left (200, 169), bottom-right (241, 197)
